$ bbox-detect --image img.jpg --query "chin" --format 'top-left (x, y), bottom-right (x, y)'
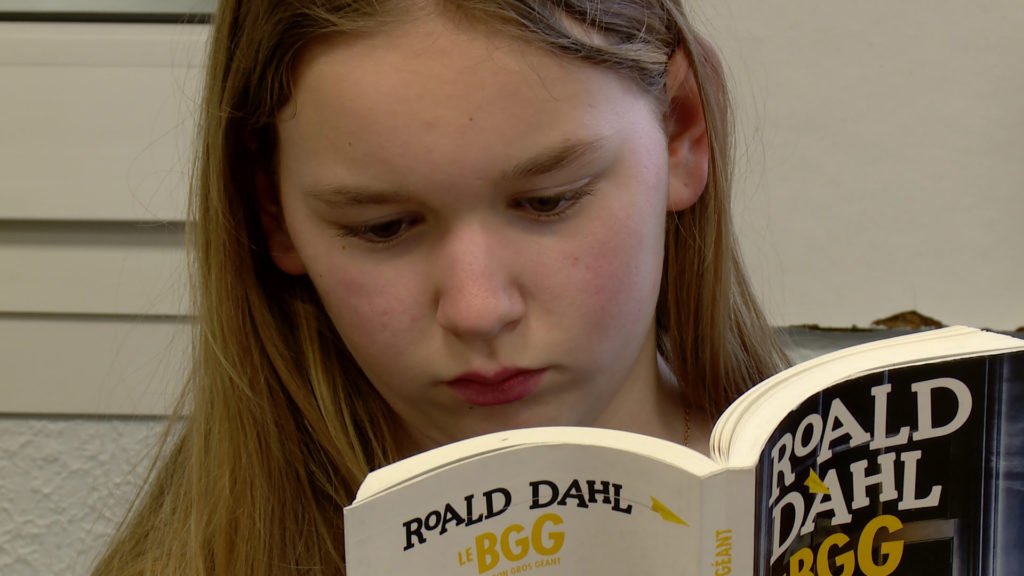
top-left (464, 412), bottom-right (584, 439)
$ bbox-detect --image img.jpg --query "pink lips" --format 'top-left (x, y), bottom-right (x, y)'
top-left (445, 368), bottom-right (545, 406)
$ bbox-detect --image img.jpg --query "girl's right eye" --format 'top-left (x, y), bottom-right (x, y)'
top-left (334, 214), bottom-right (423, 245)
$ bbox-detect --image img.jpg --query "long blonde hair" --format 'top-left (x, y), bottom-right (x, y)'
top-left (93, 0), bottom-right (788, 573)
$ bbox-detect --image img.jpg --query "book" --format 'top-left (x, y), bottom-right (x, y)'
top-left (343, 326), bottom-right (1024, 576)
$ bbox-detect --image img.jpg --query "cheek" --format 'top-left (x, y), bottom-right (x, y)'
top-left (552, 205), bottom-right (665, 336)
top-left (311, 263), bottom-right (423, 364)
top-left (567, 144), bottom-right (669, 323)
top-left (278, 196), bottom-right (427, 366)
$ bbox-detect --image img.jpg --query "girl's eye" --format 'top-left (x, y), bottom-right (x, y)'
top-left (522, 195), bottom-right (565, 214)
top-left (515, 185), bottom-right (596, 219)
top-left (335, 215), bottom-right (422, 245)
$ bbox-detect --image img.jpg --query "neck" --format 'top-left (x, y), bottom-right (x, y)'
top-left (591, 331), bottom-right (708, 454)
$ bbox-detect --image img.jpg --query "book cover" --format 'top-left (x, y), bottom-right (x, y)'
top-left (345, 436), bottom-right (750, 575)
top-left (754, 350), bottom-right (1024, 576)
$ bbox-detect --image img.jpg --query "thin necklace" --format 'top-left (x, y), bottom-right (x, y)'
top-left (681, 403), bottom-right (691, 447)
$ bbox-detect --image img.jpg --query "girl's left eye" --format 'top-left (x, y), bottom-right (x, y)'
top-left (514, 184), bottom-right (596, 219)
top-left (334, 214), bottom-right (423, 245)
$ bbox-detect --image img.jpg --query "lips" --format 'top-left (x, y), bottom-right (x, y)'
top-left (445, 368), bottom-right (545, 406)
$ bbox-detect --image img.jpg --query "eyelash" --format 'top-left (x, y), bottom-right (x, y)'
top-left (334, 214), bottom-right (423, 246)
top-left (333, 183), bottom-right (597, 246)
top-left (512, 183), bottom-right (597, 220)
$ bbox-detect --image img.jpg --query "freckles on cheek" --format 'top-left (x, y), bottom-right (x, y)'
top-left (564, 231), bottom-right (658, 329)
top-left (314, 270), bottom-right (413, 351)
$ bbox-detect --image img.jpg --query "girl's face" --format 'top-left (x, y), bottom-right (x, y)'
top-left (268, 13), bottom-right (700, 452)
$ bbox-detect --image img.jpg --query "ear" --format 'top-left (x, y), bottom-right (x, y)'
top-left (256, 169), bottom-right (307, 275)
top-left (663, 46), bottom-right (710, 212)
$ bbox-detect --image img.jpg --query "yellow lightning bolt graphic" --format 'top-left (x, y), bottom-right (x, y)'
top-left (804, 469), bottom-right (830, 495)
top-left (650, 496), bottom-right (688, 526)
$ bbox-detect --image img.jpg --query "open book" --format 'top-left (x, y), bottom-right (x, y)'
top-left (344, 326), bottom-right (1024, 575)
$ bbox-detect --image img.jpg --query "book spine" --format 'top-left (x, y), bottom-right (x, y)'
top-left (701, 468), bottom-right (755, 576)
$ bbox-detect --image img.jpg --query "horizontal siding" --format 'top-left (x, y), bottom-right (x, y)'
top-left (1, 221), bottom-right (187, 316)
top-left (0, 23), bottom-right (201, 415)
top-left (0, 22), bottom-right (204, 222)
top-left (0, 22), bottom-right (207, 67)
top-left (0, 315), bottom-right (188, 415)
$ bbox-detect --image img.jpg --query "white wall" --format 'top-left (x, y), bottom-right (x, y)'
top-left (690, 0), bottom-right (1024, 329)
top-left (0, 416), bottom-right (162, 575)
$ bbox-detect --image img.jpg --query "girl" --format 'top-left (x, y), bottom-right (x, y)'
top-left (94, 0), bottom-right (789, 573)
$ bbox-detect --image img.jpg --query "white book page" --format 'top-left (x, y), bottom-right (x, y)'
top-left (346, 442), bottom-right (715, 576)
top-left (356, 426), bottom-right (719, 502)
top-left (711, 327), bottom-right (1024, 466)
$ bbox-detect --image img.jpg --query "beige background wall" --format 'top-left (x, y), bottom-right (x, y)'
top-left (690, 0), bottom-right (1024, 329)
top-left (1, 23), bottom-right (199, 416)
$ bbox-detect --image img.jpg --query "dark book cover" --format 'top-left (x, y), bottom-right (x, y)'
top-left (754, 351), bottom-right (1024, 576)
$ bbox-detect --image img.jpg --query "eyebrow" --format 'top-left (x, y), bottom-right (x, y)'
top-left (501, 135), bottom-right (609, 180)
top-left (305, 135), bottom-right (609, 207)
top-left (308, 187), bottom-right (416, 208)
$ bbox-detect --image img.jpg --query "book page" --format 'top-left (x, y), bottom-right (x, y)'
top-left (750, 350), bottom-right (1024, 575)
top-left (714, 327), bottom-right (1024, 462)
top-left (356, 426), bottom-right (718, 500)
top-left (346, 442), bottom-right (716, 576)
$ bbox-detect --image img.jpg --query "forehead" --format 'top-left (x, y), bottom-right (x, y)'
top-left (276, 13), bottom-right (657, 191)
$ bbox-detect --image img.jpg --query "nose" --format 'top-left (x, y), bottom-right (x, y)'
top-left (434, 224), bottom-right (525, 342)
